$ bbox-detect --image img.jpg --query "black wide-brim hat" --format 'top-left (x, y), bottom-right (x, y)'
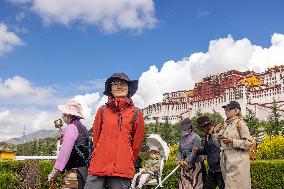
top-left (197, 116), bottom-right (213, 128)
top-left (103, 73), bottom-right (138, 97)
top-left (178, 118), bottom-right (192, 131)
top-left (222, 101), bottom-right (241, 110)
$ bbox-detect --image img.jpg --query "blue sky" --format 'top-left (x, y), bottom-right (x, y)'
top-left (1, 0), bottom-right (284, 140)
top-left (1, 0), bottom-right (284, 84)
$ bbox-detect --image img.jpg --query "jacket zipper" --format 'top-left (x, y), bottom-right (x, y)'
top-left (118, 111), bottom-right (122, 130)
top-left (113, 111), bottom-right (122, 173)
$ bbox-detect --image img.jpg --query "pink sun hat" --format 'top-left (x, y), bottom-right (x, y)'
top-left (58, 99), bottom-right (84, 118)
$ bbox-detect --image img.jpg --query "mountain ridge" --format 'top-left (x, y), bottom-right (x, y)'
top-left (6, 129), bottom-right (59, 144)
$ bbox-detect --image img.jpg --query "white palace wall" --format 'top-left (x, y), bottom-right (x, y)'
top-left (143, 67), bottom-right (284, 124)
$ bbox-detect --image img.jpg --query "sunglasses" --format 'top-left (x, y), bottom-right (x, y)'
top-left (111, 80), bottom-right (128, 87)
top-left (224, 108), bottom-right (234, 112)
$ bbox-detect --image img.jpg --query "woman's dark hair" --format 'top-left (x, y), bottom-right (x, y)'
top-left (71, 115), bottom-right (81, 121)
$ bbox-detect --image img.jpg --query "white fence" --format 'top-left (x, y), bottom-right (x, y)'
top-left (14, 156), bottom-right (57, 160)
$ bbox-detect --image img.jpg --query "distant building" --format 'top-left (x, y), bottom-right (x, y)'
top-left (0, 149), bottom-right (16, 160)
top-left (143, 65), bottom-right (284, 123)
top-left (0, 143), bottom-right (16, 160)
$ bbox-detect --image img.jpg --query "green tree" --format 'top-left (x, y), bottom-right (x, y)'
top-left (244, 108), bottom-right (262, 138)
top-left (145, 117), bottom-right (181, 145)
top-left (15, 137), bottom-right (57, 156)
top-left (159, 119), bottom-right (180, 145)
top-left (282, 120), bottom-right (284, 135)
top-left (211, 110), bottom-right (225, 125)
top-left (145, 123), bottom-right (159, 135)
top-left (266, 99), bottom-right (282, 136)
top-left (256, 135), bottom-right (284, 160)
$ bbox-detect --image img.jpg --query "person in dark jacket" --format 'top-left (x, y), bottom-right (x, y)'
top-left (193, 116), bottom-right (225, 189)
top-left (177, 118), bottom-right (205, 189)
top-left (85, 73), bottom-right (145, 189)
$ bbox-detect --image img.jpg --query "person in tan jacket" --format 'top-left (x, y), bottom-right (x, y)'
top-left (210, 101), bottom-right (252, 189)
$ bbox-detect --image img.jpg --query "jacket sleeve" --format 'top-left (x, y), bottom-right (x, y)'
top-left (197, 137), bottom-right (208, 155)
top-left (132, 110), bottom-right (145, 162)
top-left (232, 120), bottom-right (252, 150)
top-left (185, 135), bottom-right (202, 164)
top-left (93, 107), bottom-right (103, 148)
top-left (211, 129), bottom-right (221, 148)
top-left (54, 125), bottom-right (78, 172)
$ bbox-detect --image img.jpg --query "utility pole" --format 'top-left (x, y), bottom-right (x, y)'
top-left (23, 125), bottom-right (26, 143)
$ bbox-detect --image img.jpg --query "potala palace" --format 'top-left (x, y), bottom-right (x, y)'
top-left (143, 65), bottom-right (284, 123)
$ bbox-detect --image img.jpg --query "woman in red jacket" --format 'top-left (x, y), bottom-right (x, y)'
top-left (85, 73), bottom-right (145, 189)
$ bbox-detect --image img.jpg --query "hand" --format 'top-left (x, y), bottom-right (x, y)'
top-left (192, 147), bottom-right (199, 153)
top-left (180, 160), bottom-right (188, 167)
top-left (139, 168), bottom-right (145, 173)
top-left (214, 124), bottom-right (224, 133)
top-left (176, 160), bottom-right (187, 166)
top-left (221, 137), bottom-right (233, 145)
top-left (176, 160), bottom-right (182, 166)
top-left (48, 168), bottom-right (59, 182)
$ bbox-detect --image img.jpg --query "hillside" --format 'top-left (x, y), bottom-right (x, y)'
top-left (7, 129), bottom-right (58, 145)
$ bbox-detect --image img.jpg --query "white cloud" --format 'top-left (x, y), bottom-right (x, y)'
top-left (9, 0), bottom-right (157, 32)
top-left (2, 33), bottom-right (284, 141)
top-left (76, 78), bottom-right (105, 92)
top-left (0, 23), bottom-right (24, 56)
top-left (73, 93), bottom-right (106, 125)
top-left (271, 33), bottom-right (284, 46)
top-left (0, 75), bottom-right (109, 141)
top-left (13, 26), bottom-right (29, 34)
top-left (0, 92), bottom-right (108, 141)
top-left (0, 76), bottom-right (63, 105)
top-left (0, 93), bottom-right (107, 141)
top-left (0, 108), bottom-right (58, 141)
top-left (134, 33), bottom-right (284, 108)
top-left (15, 12), bottom-right (27, 22)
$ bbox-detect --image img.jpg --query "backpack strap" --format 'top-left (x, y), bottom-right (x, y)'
top-left (97, 105), bottom-right (106, 138)
top-left (130, 108), bottom-right (140, 146)
top-left (72, 122), bottom-right (89, 164)
top-left (99, 105), bottom-right (140, 146)
top-left (74, 145), bottom-right (86, 161)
